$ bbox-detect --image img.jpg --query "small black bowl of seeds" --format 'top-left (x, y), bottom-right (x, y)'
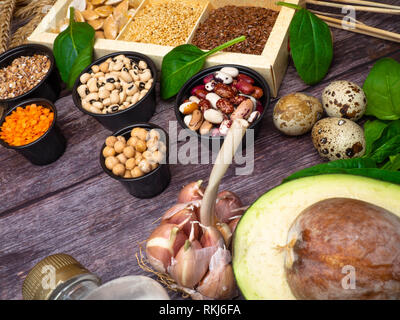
top-left (0, 44), bottom-right (61, 111)
top-left (72, 51), bottom-right (157, 132)
top-left (100, 123), bottom-right (171, 198)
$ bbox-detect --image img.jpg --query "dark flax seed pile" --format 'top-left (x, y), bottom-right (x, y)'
top-left (192, 6), bottom-right (279, 55)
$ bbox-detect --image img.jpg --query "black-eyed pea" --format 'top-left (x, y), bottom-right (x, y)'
top-left (100, 62), bottom-right (109, 73)
top-left (105, 82), bottom-right (115, 91)
top-left (80, 72), bottom-right (91, 84)
top-left (91, 65), bottom-right (100, 73)
top-left (114, 82), bottom-right (121, 90)
top-left (126, 84), bottom-right (138, 96)
top-left (112, 163), bottom-right (125, 177)
top-left (110, 91), bottom-right (120, 104)
top-left (93, 72), bottom-right (104, 79)
top-left (98, 88), bottom-right (110, 99)
top-left (139, 70), bottom-right (152, 82)
top-left (144, 80), bottom-right (153, 90)
top-left (92, 101), bottom-right (103, 110)
top-left (134, 80), bottom-right (141, 88)
top-left (105, 156), bottom-right (119, 170)
top-left (107, 104), bottom-right (120, 113)
top-left (123, 56), bottom-right (131, 65)
top-left (138, 60), bottom-right (147, 70)
top-left (77, 84), bottom-right (88, 98)
top-left (114, 140), bottom-right (126, 153)
top-left (135, 140), bottom-right (147, 153)
top-left (102, 108), bottom-right (107, 114)
top-left (124, 170), bottom-right (132, 178)
top-left (119, 90), bottom-right (127, 103)
top-left (103, 146), bottom-right (116, 157)
top-left (123, 146), bottom-right (135, 158)
top-left (127, 136), bottom-right (138, 147)
top-left (138, 89), bottom-right (148, 101)
top-left (131, 92), bottom-right (139, 105)
top-left (120, 70), bottom-right (133, 83)
top-left (105, 136), bottom-right (118, 147)
top-left (115, 54), bottom-right (125, 61)
top-left (116, 153), bottom-right (127, 164)
top-left (106, 57), bottom-right (113, 63)
top-left (138, 159), bottom-right (151, 174)
top-left (105, 74), bottom-right (117, 83)
top-left (86, 92), bottom-right (99, 102)
top-left (131, 166), bottom-right (144, 178)
top-left (89, 105), bottom-right (101, 114)
top-left (112, 61), bottom-right (124, 71)
top-left (125, 158), bottom-right (136, 170)
top-left (82, 102), bottom-right (91, 111)
top-left (103, 98), bottom-right (112, 107)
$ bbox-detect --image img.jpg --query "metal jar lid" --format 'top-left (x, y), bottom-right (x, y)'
top-left (22, 253), bottom-right (96, 300)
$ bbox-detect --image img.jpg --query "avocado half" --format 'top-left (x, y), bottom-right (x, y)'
top-left (232, 174), bottom-right (400, 300)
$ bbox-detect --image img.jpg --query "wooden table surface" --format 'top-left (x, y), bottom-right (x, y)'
top-left (1, 3), bottom-right (400, 300)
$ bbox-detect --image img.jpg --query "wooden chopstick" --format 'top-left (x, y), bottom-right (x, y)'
top-left (308, 9), bottom-right (366, 25)
top-left (306, 0), bottom-right (400, 14)
top-left (332, 0), bottom-right (400, 10)
top-left (316, 14), bottom-right (400, 43)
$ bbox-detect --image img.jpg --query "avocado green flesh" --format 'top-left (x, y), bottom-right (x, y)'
top-left (232, 174), bottom-right (400, 300)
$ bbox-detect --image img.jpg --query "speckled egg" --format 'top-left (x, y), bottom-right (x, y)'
top-left (322, 80), bottom-right (367, 121)
top-left (273, 93), bottom-right (323, 136)
top-left (312, 117), bottom-right (366, 161)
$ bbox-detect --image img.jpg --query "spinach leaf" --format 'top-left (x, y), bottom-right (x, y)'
top-left (278, 2), bottom-right (333, 85)
top-left (283, 157), bottom-right (400, 184)
top-left (382, 154), bottom-right (400, 171)
top-left (53, 7), bottom-right (95, 88)
top-left (364, 120), bottom-right (388, 156)
top-left (370, 135), bottom-right (400, 163)
top-left (364, 58), bottom-right (400, 120)
top-left (161, 36), bottom-right (245, 100)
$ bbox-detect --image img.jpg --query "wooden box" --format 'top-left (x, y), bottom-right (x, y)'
top-left (28, 0), bottom-right (300, 97)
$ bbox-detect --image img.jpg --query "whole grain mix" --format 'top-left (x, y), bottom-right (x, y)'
top-left (0, 54), bottom-right (51, 99)
top-left (120, 0), bottom-right (204, 46)
top-left (0, 104), bottom-right (54, 146)
top-left (192, 6), bottom-right (279, 55)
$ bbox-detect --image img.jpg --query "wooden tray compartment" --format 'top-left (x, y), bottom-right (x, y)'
top-left (28, 0), bottom-right (300, 97)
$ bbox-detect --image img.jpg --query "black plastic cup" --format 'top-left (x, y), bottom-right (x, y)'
top-left (0, 98), bottom-right (66, 165)
top-left (73, 52), bottom-right (157, 132)
top-left (100, 123), bottom-right (171, 198)
top-left (175, 64), bottom-right (271, 149)
top-left (0, 44), bottom-right (61, 111)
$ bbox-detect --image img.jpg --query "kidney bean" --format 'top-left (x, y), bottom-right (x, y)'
top-left (251, 86), bottom-right (264, 99)
top-left (256, 101), bottom-right (264, 114)
top-left (191, 85), bottom-right (206, 97)
top-left (203, 74), bottom-right (214, 84)
top-left (193, 88), bottom-right (208, 99)
top-left (214, 83), bottom-right (235, 99)
top-left (216, 98), bottom-right (234, 114)
top-left (230, 95), bottom-right (247, 106)
top-left (231, 99), bottom-right (253, 120)
top-left (234, 80), bottom-right (255, 95)
top-left (237, 73), bottom-right (255, 84)
top-left (199, 99), bottom-right (212, 112)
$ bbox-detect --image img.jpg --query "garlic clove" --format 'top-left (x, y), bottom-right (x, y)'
top-left (216, 223), bottom-right (232, 248)
top-left (146, 223), bottom-right (187, 273)
top-left (161, 208), bottom-right (201, 240)
top-left (215, 190), bottom-right (244, 223)
top-left (200, 225), bottom-right (225, 249)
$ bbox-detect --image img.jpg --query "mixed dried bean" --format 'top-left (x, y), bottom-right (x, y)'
top-left (179, 67), bottom-right (264, 136)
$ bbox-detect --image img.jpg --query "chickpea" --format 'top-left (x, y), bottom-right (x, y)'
top-left (131, 166), bottom-right (144, 178)
top-left (151, 162), bottom-right (159, 171)
top-left (158, 141), bottom-right (167, 154)
top-left (116, 153), bottom-right (127, 164)
top-left (112, 163), bottom-right (125, 176)
top-left (131, 127), bottom-right (149, 141)
top-left (123, 146), bottom-right (135, 158)
top-left (152, 150), bottom-right (164, 164)
top-left (149, 129), bottom-right (161, 140)
top-left (138, 159), bottom-right (151, 174)
top-left (114, 140), bottom-right (126, 154)
top-left (105, 156), bottom-right (119, 170)
top-left (105, 136), bottom-right (118, 147)
top-left (146, 138), bottom-right (159, 152)
top-left (127, 136), bottom-right (138, 147)
top-left (125, 158), bottom-right (136, 170)
top-left (135, 140), bottom-right (147, 153)
top-left (117, 136), bottom-right (126, 144)
top-left (124, 170), bottom-right (132, 179)
top-left (103, 146), bottom-right (116, 157)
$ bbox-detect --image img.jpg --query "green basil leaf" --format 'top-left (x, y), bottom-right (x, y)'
top-left (287, 7), bottom-right (333, 85)
top-left (363, 120), bottom-right (388, 156)
top-left (370, 135), bottom-right (400, 163)
top-left (67, 42), bottom-right (94, 89)
top-left (160, 36), bottom-right (245, 100)
top-left (364, 58), bottom-right (400, 120)
top-left (53, 7), bottom-right (95, 85)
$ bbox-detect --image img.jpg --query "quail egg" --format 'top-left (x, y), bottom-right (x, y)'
top-left (322, 80), bottom-right (367, 121)
top-left (273, 93), bottom-right (323, 136)
top-left (311, 117), bottom-right (366, 161)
